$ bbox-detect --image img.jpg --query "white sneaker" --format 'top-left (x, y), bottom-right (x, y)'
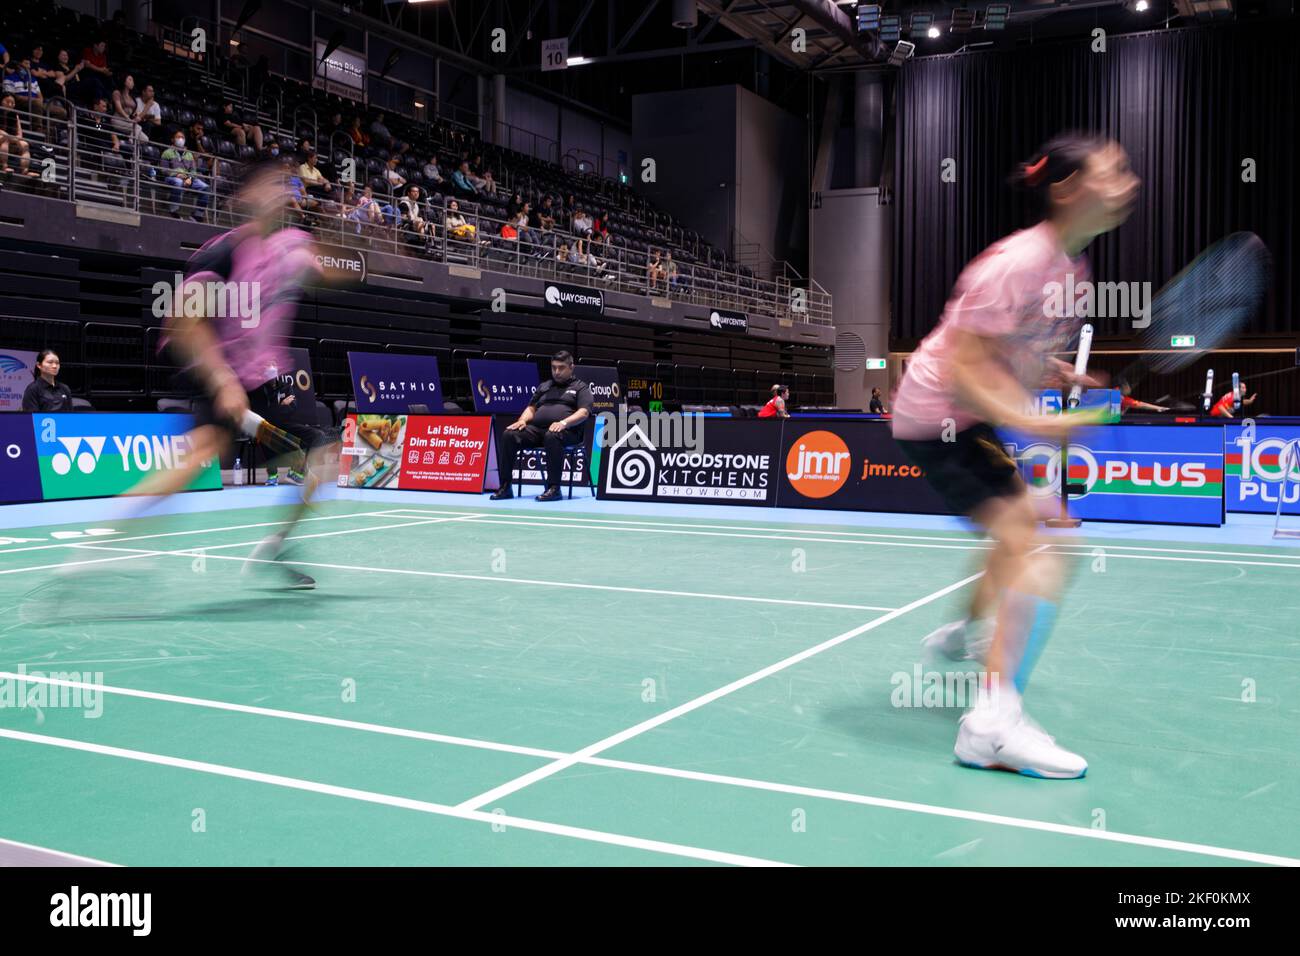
top-left (954, 710), bottom-right (1088, 779)
top-left (921, 618), bottom-right (992, 664)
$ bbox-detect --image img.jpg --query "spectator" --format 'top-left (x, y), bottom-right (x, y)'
top-left (282, 155), bottom-right (317, 218)
top-left (757, 385), bottom-right (790, 419)
top-left (525, 200), bottom-right (549, 251)
top-left (506, 191), bottom-right (523, 219)
top-left (663, 250), bottom-right (679, 291)
top-left (443, 199), bottom-right (477, 240)
top-left (538, 195), bottom-right (557, 233)
top-left (51, 49), bottom-right (85, 104)
top-left (21, 350), bottom-right (73, 412)
top-left (0, 42), bottom-right (7, 70)
top-left (491, 350), bottom-right (593, 502)
top-left (574, 205), bottom-right (595, 256)
top-left (187, 118), bottom-right (210, 156)
top-left (481, 169), bottom-right (497, 197)
top-left (451, 160), bottom-right (477, 196)
top-left (132, 83), bottom-right (162, 141)
top-left (326, 111), bottom-right (346, 141)
top-left (82, 97), bottom-right (127, 179)
top-left (398, 185), bottom-right (428, 240)
top-left (383, 155), bottom-right (406, 191)
top-left (346, 185), bottom-right (393, 233)
top-left (298, 147), bottom-right (334, 199)
top-left (347, 115), bottom-right (369, 147)
top-left (555, 240), bottom-right (572, 265)
top-left (0, 94), bottom-right (37, 177)
top-left (422, 155), bottom-right (443, 185)
top-left (868, 387), bottom-right (888, 415)
top-left (110, 73), bottom-right (138, 137)
top-left (220, 99), bottom-right (264, 151)
top-left (647, 248), bottom-right (664, 290)
top-left (78, 39), bottom-right (113, 105)
top-left (28, 46), bottom-right (67, 120)
top-left (4, 55), bottom-right (47, 131)
top-left (590, 209), bottom-right (610, 252)
top-left (160, 129), bottom-right (210, 221)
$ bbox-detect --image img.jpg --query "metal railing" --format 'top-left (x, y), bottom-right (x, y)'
top-left (2, 107), bottom-right (832, 327)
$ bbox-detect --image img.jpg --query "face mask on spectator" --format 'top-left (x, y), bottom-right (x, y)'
top-left (174, 136), bottom-right (185, 148)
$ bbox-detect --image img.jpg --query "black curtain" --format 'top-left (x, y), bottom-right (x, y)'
top-left (892, 21), bottom-right (1299, 343)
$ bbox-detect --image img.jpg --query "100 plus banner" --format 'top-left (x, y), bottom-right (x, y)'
top-left (1223, 423), bottom-right (1300, 515)
top-left (31, 413), bottom-right (221, 500)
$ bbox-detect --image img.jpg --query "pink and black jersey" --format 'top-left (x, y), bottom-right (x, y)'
top-left (159, 225), bottom-right (320, 390)
top-left (892, 221), bottom-right (1088, 440)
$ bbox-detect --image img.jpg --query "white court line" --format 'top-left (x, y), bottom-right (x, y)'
top-left (0, 516), bottom-right (469, 579)
top-left (375, 508), bottom-right (1300, 564)
top-left (69, 546), bottom-right (897, 612)
top-left (0, 836), bottom-right (120, 867)
top-left (454, 563), bottom-right (994, 812)
top-left (0, 510), bottom-right (408, 556)
top-left (9, 671), bottom-right (1294, 866)
top-left (8, 670), bottom-right (1295, 866)
top-left (0, 728), bottom-right (791, 868)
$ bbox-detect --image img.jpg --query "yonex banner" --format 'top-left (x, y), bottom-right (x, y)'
top-left (1033, 388), bottom-right (1122, 422)
top-left (775, 422), bottom-right (951, 514)
top-left (348, 352), bottom-right (443, 414)
top-left (32, 413), bottom-right (221, 500)
top-left (575, 364), bottom-right (620, 415)
top-left (542, 281), bottom-right (604, 315)
top-left (0, 413), bottom-right (42, 503)
top-left (1223, 422), bottom-right (1300, 515)
top-left (0, 349), bottom-right (38, 411)
top-left (468, 359), bottom-right (538, 414)
top-left (998, 423), bottom-right (1224, 526)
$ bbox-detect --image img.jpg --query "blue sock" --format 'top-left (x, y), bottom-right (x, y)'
top-left (1012, 594), bottom-right (1058, 694)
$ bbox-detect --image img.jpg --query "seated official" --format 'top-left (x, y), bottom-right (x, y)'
top-left (22, 349), bottom-right (74, 411)
top-left (492, 351), bottom-right (592, 502)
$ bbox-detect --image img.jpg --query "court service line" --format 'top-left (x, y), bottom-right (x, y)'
top-left (0, 836), bottom-right (120, 867)
top-left (67, 546), bottom-right (898, 612)
top-left (0, 516), bottom-right (471, 579)
top-left (0, 510), bottom-right (410, 557)
top-left (453, 563), bottom-right (994, 812)
top-left (0, 728), bottom-right (790, 867)
top-left (374, 508), bottom-right (1300, 564)
top-left (7, 670), bottom-right (1294, 866)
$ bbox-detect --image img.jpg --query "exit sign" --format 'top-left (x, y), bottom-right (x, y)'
top-left (1171, 335), bottom-right (1196, 348)
top-left (865, 358), bottom-right (887, 370)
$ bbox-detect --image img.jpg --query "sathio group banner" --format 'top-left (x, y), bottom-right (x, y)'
top-left (0, 412), bottom-right (220, 503)
top-left (347, 352), bottom-right (443, 414)
top-left (1223, 422), bottom-right (1300, 515)
top-left (467, 359), bottom-right (539, 414)
top-left (337, 413), bottom-right (497, 493)
top-left (596, 417), bottom-right (1227, 525)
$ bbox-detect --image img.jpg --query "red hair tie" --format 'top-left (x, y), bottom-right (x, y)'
top-left (1024, 155), bottom-right (1049, 186)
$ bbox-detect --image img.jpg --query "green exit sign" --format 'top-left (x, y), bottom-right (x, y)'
top-left (865, 358), bottom-right (887, 370)
top-left (1171, 335), bottom-right (1196, 348)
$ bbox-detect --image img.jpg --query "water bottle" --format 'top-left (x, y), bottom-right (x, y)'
top-left (233, 456), bottom-right (244, 486)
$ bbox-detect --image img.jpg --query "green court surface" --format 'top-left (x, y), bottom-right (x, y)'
top-left (1, 500), bottom-right (1297, 866)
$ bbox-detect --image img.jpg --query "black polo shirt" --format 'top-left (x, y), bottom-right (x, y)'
top-left (529, 376), bottom-right (593, 430)
top-left (22, 378), bottom-right (74, 412)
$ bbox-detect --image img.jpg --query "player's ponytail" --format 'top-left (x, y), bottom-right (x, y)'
top-left (1009, 132), bottom-right (1108, 217)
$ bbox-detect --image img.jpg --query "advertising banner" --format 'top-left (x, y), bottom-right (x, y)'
top-left (32, 413), bottom-right (221, 500)
top-left (0, 349), bottom-right (38, 411)
top-left (0, 413), bottom-right (42, 503)
top-left (575, 364), bottom-right (621, 415)
top-left (775, 422), bottom-right (952, 514)
top-left (347, 352), bottom-right (443, 414)
top-left (1223, 422), bottom-right (1300, 515)
top-left (338, 414), bottom-right (493, 493)
top-left (468, 359), bottom-right (539, 414)
top-left (599, 418), bottom-right (778, 506)
top-left (999, 423), bottom-right (1224, 525)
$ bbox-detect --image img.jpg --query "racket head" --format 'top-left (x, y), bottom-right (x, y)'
top-left (1138, 231), bottom-right (1271, 375)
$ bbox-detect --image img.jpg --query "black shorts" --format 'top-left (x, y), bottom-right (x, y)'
top-left (895, 422), bottom-right (1024, 516)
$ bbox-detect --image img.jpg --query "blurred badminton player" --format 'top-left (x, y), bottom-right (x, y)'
top-left (891, 133), bottom-right (1139, 778)
top-left (128, 160), bottom-right (333, 589)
